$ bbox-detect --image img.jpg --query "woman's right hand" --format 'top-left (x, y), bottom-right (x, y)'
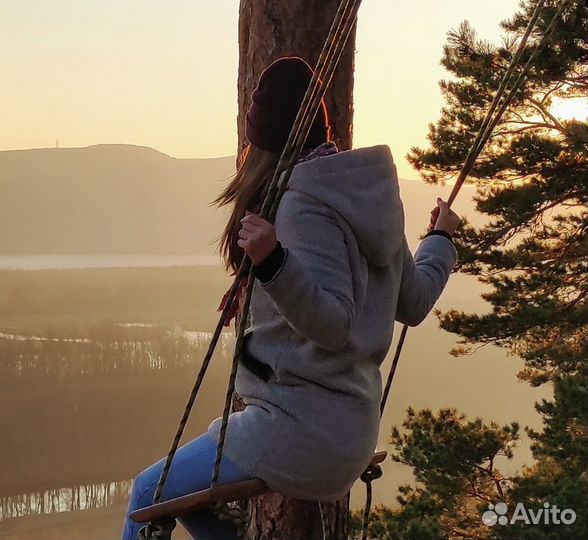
top-left (428, 197), bottom-right (460, 236)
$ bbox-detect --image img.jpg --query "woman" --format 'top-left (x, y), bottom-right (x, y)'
top-left (122, 57), bottom-right (459, 540)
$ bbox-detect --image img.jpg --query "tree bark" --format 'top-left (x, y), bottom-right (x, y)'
top-left (233, 1), bottom-right (356, 538)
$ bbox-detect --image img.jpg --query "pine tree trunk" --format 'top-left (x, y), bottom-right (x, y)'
top-left (233, 1), bottom-right (356, 538)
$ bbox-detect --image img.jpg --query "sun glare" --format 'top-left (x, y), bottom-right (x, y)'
top-left (550, 97), bottom-right (588, 122)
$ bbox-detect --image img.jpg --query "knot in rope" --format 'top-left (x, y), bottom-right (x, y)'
top-left (213, 501), bottom-right (249, 538)
top-left (359, 464), bottom-right (382, 540)
top-left (137, 519), bottom-right (176, 540)
top-left (360, 464), bottom-right (383, 484)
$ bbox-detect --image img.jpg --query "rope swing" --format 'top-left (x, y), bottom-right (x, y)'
top-left (131, 0), bottom-right (572, 538)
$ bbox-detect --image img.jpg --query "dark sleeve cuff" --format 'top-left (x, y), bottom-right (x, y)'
top-left (253, 241), bottom-right (286, 283)
top-left (424, 229), bottom-right (453, 243)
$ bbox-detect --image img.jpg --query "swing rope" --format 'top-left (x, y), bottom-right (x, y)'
top-left (360, 1), bottom-right (573, 538)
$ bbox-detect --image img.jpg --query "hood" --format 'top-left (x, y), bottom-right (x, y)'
top-left (286, 145), bottom-right (405, 267)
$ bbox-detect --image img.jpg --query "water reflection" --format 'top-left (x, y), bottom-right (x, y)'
top-left (0, 480), bottom-right (132, 521)
top-left (0, 331), bottom-right (91, 343)
top-left (0, 323), bottom-right (234, 524)
top-left (0, 324), bottom-right (235, 376)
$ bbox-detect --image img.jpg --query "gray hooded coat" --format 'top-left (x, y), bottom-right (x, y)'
top-left (207, 145), bottom-right (458, 501)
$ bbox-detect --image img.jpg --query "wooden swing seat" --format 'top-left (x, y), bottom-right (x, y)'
top-left (129, 450), bottom-right (387, 523)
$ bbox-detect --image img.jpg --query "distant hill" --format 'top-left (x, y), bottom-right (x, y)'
top-left (0, 144), bottom-right (478, 255)
top-left (0, 145), bottom-right (235, 255)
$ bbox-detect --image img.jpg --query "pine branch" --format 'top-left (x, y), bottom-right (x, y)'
top-left (528, 97), bottom-right (568, 133)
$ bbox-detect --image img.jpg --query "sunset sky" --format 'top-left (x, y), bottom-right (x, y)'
top-left (2, 0), bottom-right (584, 179)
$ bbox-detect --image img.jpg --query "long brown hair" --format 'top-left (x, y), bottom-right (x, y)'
top-left (212, 143), bottom-right (280, 274)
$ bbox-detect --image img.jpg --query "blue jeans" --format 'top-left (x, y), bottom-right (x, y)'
top-left (121, 432), bottom-right (252, 540)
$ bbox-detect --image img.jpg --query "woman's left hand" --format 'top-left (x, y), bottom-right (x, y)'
top-left (238, 212), bottom-right (277, 265)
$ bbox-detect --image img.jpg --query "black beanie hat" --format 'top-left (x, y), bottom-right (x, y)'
top-left (246, 57), bottom-right (330, 153)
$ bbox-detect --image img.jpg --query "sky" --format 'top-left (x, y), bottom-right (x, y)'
top-left (0, 0), bottom-right (572, 180)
